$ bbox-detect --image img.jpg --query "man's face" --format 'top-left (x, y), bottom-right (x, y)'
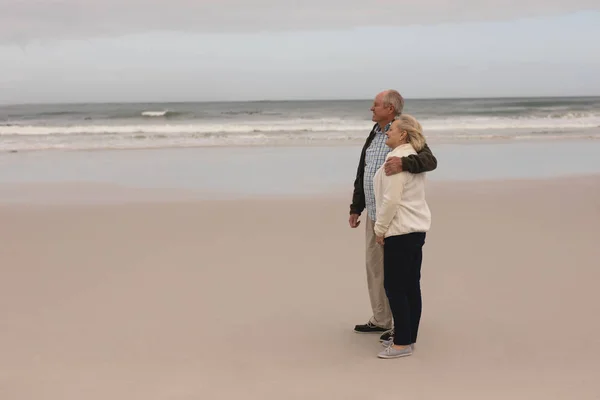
top-left (370, 92), bottom-right (393, 123)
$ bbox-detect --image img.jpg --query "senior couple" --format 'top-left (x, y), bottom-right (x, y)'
top-left (349, 90), bottom-right (437, 359)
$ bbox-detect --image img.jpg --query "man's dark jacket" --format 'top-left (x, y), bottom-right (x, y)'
top-left (349, 123), bottom-right (438, 216)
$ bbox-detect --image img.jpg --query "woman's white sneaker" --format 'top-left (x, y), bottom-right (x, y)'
top-left (377, 345), bottom-right (413, 359)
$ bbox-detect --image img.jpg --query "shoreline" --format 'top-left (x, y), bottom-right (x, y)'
top-left (2, 141), bottom-right (600, 197)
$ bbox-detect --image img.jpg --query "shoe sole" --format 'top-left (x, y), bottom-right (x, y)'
top-left (353, 328), bottom-right (388, 334)
top-left (378, 352), bottom-right (412, 359)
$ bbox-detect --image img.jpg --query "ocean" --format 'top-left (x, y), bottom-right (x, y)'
top-left (1, 97), bottom-right (600, 152)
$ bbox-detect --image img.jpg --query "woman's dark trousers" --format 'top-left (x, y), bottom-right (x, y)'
top-left (383, 232), bottom-right (426, 346)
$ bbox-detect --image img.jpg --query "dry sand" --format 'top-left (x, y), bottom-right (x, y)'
top-left (1, 176), bottom-right (599, 399)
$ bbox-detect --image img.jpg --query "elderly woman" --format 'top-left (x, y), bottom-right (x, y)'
top-left (373, 114), bottom-right (432, 359)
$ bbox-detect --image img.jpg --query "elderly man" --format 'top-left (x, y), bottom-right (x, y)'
top-left (349, 89), bottom-right (437, 342)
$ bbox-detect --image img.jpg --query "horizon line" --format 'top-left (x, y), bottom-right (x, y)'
top-left (1, 94), bottom-right (600, 107)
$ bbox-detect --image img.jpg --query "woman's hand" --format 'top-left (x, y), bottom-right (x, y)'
top-left (376, 235), bottom-right (385, 246)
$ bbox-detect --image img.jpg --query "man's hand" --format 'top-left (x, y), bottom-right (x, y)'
top-left (384, 156), bottom-right (403, 176)
top-left (376, 235), bottom-right (385, 246)
top-left (349, 213), bottom-right (361, 228)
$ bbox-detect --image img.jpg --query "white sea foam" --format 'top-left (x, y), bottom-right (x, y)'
top-left (141, 110), bottom-right (170, 117)
top-left (0, 119), bottom-right (370, 136)
top-left (2, 131), bottom-right (600, 152)
top-left (1, 114), bottom-right (600, 137)
top-left (2, 105), bottom-right (600, 152)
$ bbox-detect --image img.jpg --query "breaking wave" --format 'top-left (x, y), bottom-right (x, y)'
top-left (2, 100), bottom-right (600, 152)
top-left (1, 114), bottom-right (600, 137)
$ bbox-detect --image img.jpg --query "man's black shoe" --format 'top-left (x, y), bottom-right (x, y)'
top-left (379, 329), bottom-right (394, 342)
top-left (354, 321), bottom-right (388, 333)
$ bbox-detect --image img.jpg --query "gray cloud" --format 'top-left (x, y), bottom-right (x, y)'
top-left (1, 0), bottom-right (598, 43)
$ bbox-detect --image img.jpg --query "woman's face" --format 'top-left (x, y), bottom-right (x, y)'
top-left (385, 121), bottom-right (407, 148)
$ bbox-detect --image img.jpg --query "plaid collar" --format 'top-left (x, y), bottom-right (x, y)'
top-left (375, 120), bottom-right (394, 134)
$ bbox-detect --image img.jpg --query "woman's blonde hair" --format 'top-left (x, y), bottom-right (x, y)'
top-left (393, 114), bottom-right (426, 152)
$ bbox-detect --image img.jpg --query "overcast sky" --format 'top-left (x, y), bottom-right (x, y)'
top-left (0, 0), bottom-right (599, 104)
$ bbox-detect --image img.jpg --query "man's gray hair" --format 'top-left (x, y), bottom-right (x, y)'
top-left (383, 90), bottom-right (404, 116)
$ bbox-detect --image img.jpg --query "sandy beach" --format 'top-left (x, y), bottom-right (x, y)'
top-left (2, 1), bottom-right (600, 397)
top-left (1, 175), bottom-right (599, 399)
